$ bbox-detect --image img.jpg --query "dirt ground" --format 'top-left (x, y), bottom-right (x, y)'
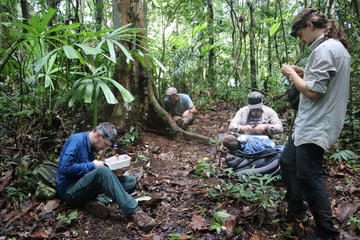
top-left (0, 102), bottom-right (359, 240)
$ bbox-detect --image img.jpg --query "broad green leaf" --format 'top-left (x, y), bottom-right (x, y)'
top-left (13, 22), bottom-right (34, 34)
top-left (107, 78), bottom-right (135, 103)
top-left (84, 82), bottom-right (94, 103)
top-left (215, 210), bottom-right (231, 219)
top-left (113, 41), bottom-right (134, 62)
top-left (269, 22), bottom-right (281, 37)
top-left (46, 53), bottom-right (58, 73)
top-left (106, 40), bottom-right (116, 61)
top-left (75, 44), bottom-right (102, 55)
top-left (34, 53), bottom-right (51, 73)
top-left (44, 75), bottom-right (54, 89)
top-left (63, 45), bottom-right (79, 59)
top-left (98, 81), bottom-right (118, 104)
top-left (44, 23), bottom-right (80, 35)
top-left (135, 196), bottom-right (152, 202)
top-left (150, 54), bottom-right (167, 72)
top-left (38, 8), bottom-right (57, 31)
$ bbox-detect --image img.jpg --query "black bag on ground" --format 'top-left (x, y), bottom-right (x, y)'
top-left (30, 162), bottom-right (58, 200)
top-left (226, 148), bottom-right (281, 178)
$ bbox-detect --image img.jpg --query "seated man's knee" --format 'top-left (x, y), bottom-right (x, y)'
top-left (222, 134), bottom-right (238, 151)
top-left (94, 166), bottom-right (112, 176)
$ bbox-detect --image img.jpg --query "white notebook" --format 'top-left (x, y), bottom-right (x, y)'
top-left (104, 154), bottom-right (131, 170)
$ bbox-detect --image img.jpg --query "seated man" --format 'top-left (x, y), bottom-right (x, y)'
top-left (163, 87), bottom-right (197, 129)
top-left (56, 122), bottom-right (156, 231)
top-left (223, 91), bottom-right (283, 151)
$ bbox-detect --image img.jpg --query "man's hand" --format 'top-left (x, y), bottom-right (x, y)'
top-left (282, 64), bottom-right (298, 78)
top-left (290, 65), bottom-right (304, 77)
top-left (239, 125), bottom-right (253, 133)
top-left (182, 110), bottom-right (191, 117)
top-left (253, 124), bottom-right (269, 133)
top-left (93, 160), bottom-right (105, 168)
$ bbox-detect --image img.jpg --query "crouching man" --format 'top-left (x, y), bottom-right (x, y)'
top-left (223, 91), bottom-right (283, 151)
top-left (56, 122), bottom-right (156, 231)
top-left (163, 87), bottom-right (197, 129)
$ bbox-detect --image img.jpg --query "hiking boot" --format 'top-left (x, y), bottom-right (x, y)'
top-left (84, 200), bottom-right (110, 218)
top-left (133, 208), bottom-right (156, 232)
top-left (175, 118), bottom-right (184, 128)
top-left (182, 118), bottom-right (192, 130)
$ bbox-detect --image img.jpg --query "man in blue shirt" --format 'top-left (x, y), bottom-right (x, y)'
top-left (56, 122), bottom-right (156, 231)
top-left (163, 87), bottom-right (197, 129)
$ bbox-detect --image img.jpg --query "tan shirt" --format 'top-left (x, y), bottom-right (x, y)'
top-left (293, 35), bottom-right (350, 150)
top-left (228, 105), bottom-right (283, 136)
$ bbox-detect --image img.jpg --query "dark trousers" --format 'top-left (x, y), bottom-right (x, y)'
top-left (280, 138), bottom-right (338, 237)
top-left (64, 166), bottom-right (138, 215)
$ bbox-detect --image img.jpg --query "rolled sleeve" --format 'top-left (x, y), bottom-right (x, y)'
top-left (305, 46), bottom-right (337, 94)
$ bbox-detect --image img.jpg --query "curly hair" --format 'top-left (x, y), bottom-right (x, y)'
top-left (291, 8), bottom-right (349, 48)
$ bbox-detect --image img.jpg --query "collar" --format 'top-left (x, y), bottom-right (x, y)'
top-left (309, 34), bottom-right (325, 52)
top-left (86, 132), bottom-right (93, 153)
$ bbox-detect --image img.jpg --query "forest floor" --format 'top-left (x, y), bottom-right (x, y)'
top-left (0, 102), bottom-right (359, 240)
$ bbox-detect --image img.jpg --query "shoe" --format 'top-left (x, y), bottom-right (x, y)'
top-left (84, 200), bottom-right (110, 218)
top-left (182, 118), bottom-right (192, 130)
top-left (133, 208), bottom-right (156, 232)
top-left (175, 118), bottom-right (184, 127)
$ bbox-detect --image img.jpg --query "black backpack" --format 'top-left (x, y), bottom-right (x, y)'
top-left (226, 148), bottom-right (281, 178)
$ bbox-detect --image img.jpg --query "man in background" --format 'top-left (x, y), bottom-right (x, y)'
top-left (164, 87), bottom-right (197, 129)
top-left (222, 91), bottom-right (283, 151)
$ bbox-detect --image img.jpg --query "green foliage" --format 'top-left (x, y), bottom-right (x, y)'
top-left (194, 157), bottom-right (218, 178)
top-left (167, 233), bottom-right (182, 240)
top-left (209, 138), bottom-right (220, 145)
top-left (210, 210), bottom-right (232, 233)
top-left (347, 210), bottom-right (360, 231)
top-left (5, 187), bottom-right (28, 202)
top-left (136, 155), bottom-right (150, 163)
top-left (56, 210), bottom-right (78, 224)
top-left (120, 126), bottom-right (138, 146)
top-left (226, 174), bottom-right (282, 210)
top-left (331, 149), bottom-right (357, 162)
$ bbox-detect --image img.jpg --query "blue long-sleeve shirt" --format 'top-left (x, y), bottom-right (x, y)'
top-left (56, 132), bottom-right (96, 199)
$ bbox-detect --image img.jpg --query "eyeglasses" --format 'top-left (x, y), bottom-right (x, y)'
top-left (98, 125), bottom-right (117, 147)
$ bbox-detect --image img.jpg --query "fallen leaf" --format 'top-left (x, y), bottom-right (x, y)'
top-left (43, 199), bottom-right (61, 213)
top-left (224, 219), bottom-right (234, 237)
top-left (0, 169), bottom-right (13, 191)
top-left (190, 215), bottom-right (207, 230)
top-left (334, 201), bottom-right (359, 222)
top-left (250, 233), bottom-right (261, 240)
top-left (29, 231), bottom-right (49, 238)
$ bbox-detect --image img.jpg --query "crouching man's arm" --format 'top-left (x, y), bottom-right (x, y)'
top-left (182, 106), bottom-right (196, 117)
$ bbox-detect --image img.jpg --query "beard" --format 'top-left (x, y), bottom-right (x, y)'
top-left (249, 110), bottom-right (262, 119)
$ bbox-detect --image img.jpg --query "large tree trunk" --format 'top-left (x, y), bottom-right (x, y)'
top-left (207, 0), bottom-right (215, 88)
top-left (95, 0), bottom-right (103, 31)
top-left (109, 0), bottom-right (211, 144)
top-left (247, 0), bottom-right (257, 89)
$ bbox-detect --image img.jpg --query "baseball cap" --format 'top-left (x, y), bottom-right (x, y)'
top-left (166, 87), bottom-right (177, 96)
top-left (248, 91), bottom-right (263, 110)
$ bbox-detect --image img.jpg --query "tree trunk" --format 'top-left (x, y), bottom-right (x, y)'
top-left (247, 0), bottom-right (256, 88)
top-left (207, 0), bottom-right (215, 88)
top-left (20, 0), bottom-right (29, 29)
top-left (109, 0), bottom-right (211, 144)
top-left (95, 0), bottom-right (103, 31)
